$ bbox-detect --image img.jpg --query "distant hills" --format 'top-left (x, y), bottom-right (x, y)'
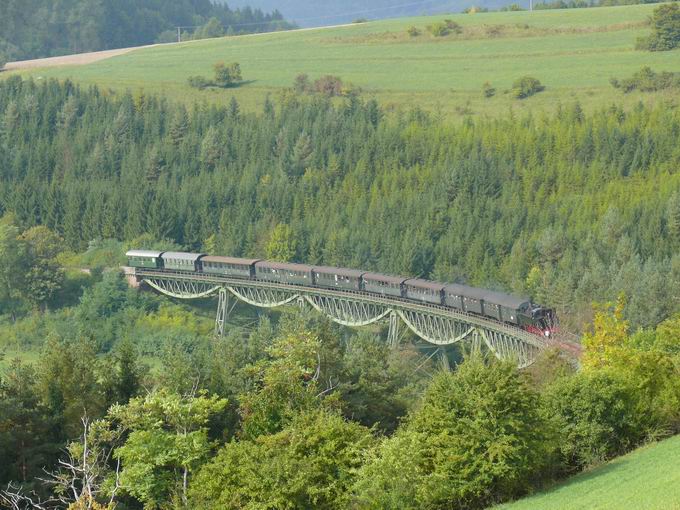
top-left (219, 0), bottom-right (516, 26)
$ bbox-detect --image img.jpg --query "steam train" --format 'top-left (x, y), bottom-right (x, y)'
top-left (126, 250), bottom-right (556, 337)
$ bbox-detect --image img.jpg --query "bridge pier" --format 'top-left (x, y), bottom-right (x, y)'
top-left (387, 310), bottom-right (400, 348)
top-left (438, 348), bottom-right (450, 370)
top-left (122, 266), bottom-right (141, 289)
top-left (214, 287), bottom-right (230, 338)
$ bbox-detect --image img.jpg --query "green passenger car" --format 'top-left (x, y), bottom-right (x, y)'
top-left (126, 250), bottom-right (164, 269)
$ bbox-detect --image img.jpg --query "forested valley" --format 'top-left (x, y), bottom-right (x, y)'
top-left (1, 76), bottom-right (680, 508)
top-left (2, 76), bottom-right (680, 331)
top-left (0, 0), bottom-right (291, 62)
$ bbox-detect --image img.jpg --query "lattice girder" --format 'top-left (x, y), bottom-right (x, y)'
top-left (132, 268), bottom-right (552, 368)
top-left (304, 295), bottom-right (391, 327)
top-left (143, 278), bottom-right (220, 299)
top-left (227, 286), bottom-right (299, 308)
top-left (397, 309), bottom-right (476, 346)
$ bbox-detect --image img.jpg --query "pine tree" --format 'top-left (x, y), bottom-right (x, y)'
top-left (169, 105), bottom-right (189, 147)
top-left (667, 192), bottom-right (680, 244)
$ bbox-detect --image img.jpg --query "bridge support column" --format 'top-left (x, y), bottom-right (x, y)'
top-left (122, 266), bottom-right (141, 289)
top-left (438, 349), bottom-right (450, 371)
top-left (214, 288), bottom-right (229, 338)
top-left (387, 311), bottom-right (400, 348)
top-left (471, 329), bottom-right (482, 355)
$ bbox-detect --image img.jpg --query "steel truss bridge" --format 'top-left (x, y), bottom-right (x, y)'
top-left (125, 267), bottom-right (554, 369)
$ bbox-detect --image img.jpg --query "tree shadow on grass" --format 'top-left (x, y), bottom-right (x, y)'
top-left (215, 79), bottom-right (257, 89)
top-left (503, 456), bottom-right (634, 507)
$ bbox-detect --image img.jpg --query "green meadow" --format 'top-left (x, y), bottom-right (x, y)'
top-left (11, 3), bottom-right (680, 116)
top-left (498, 434), bottom-right (680, 510)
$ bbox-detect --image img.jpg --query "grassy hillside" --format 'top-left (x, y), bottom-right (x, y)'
top-left (498, 435), bottom-right (680, 510)
top-left (11, 4), bottom-right (680, 116)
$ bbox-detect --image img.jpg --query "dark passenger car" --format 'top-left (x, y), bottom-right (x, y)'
top-left (161, 252), bottom-right (205, 272)
top-left (254, 261), bottom-right (314, 286)
top-left (403, 278), bottom-right (445, 305)
top-left (313, 266), bottom-right (365, 291)
top-left (362, 273), bottom-right (407, 298)
top-left (481, 290), bottom-right (531, 325)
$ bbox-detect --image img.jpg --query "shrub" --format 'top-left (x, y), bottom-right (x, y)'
top-left (187, 75), bottom-right (210, 89)
top-left (0, 51), bottom-right (7, 70)
top-left (314, 75), bottom-right (344, 97)
top-left (611, 66), bottom-right (680, 93)
top-left (352, 18), bottom-right (368, 23)
top-left (636, 3), bottom-right (680, 52)
top-left (293, 73), bottom-right (310, 94)
top-left (443, 19), bottom-right (463, 34)
top-left (427, 22), bottom-right (450, 37)
top-left (541, 371), bottom-right (646, 470)
top-left (354, 358), bottom-right (554, 509)
top-left (407, 25), bottom-right (421, 37)
top-left (512, 75), bottom-right (545, 99)
top-left (482, 81), bottom-right (496, 98)
top-left (213, 61), bottom-right (242, 88)
top-left (190, 410), bottom-right (374, 510)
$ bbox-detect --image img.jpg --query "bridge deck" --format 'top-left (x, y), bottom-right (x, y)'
top-left (131, 267), bottom-right (549, 351)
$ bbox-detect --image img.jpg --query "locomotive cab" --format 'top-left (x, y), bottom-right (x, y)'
top-left (529, 306), bottom-right (556, 337)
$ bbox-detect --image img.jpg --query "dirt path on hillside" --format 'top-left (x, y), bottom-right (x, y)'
top-left (4, 46), bottom-right (157, 71)
top-left (4, 22), bottom-right (356, 71)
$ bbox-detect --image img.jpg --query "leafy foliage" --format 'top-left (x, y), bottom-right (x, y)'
top-left (108, 390), bottom-right (228, 509)
top-left (541, 370), bottom-right (643, 470)
top-left (581, 295), bottom-right (629, 370)
top-left (190, 410), bottom-right (374, 509)
top-left (511, 76), bottom-right (545, 98)
top-left (213, 62), bottom-right (243, 88)
top-left (187, 75), bottom-right (210, 90)
top-left (238, 328), bottom-right (332, 439)
top-left (610, 66), bottom-right (680, 92)
top-left (354, 358), bottom-right (552, 509)
top-left (636, 3), bottom-right (680, 51)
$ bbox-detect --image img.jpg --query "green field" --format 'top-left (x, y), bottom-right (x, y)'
top-left (11, 4), bottom-right (680, 116)
top-left (498, 435), bottom-right (680, 510)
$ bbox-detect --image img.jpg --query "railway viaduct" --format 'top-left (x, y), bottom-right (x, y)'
top-left (124, 266), bottom-right (579, 369)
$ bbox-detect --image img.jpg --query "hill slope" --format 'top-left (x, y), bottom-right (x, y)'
top-left (219, 0), bottom-right (507, 26)
top-left (498, 435), bottom-right (680, 510)
top-left (10, 4), bottom-right (680, 117)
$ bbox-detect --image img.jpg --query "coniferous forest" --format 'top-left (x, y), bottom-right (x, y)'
top-left (2, 77), bottom-right (680, 330)
top-left (0, 0), bottom-right (291, 61)
top-left (1, 75), bottom-right (680, 509)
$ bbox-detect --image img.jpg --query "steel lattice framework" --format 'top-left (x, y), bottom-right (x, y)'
top-left (130, 268), bottom-right (550, 368)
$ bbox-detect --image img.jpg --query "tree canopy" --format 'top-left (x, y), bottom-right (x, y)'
top-left (2, 77), bottom-right (680, 332)
top-left (0, 0), bottom-right (292, 61)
